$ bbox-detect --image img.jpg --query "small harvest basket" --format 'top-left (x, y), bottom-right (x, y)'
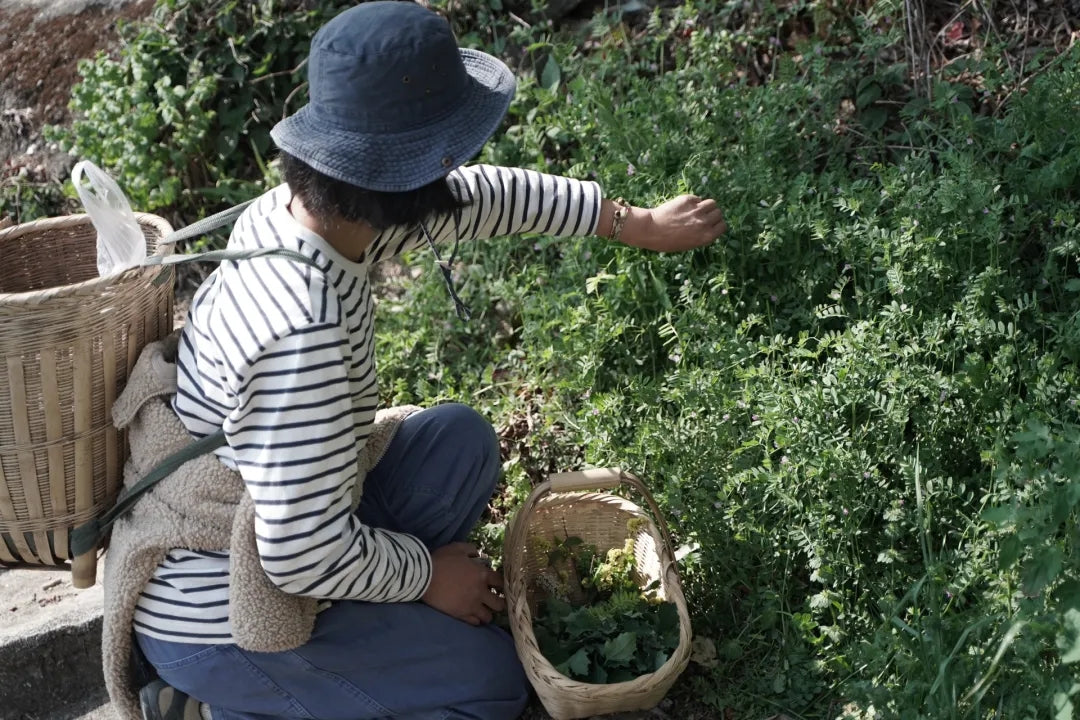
top-left (504, 468), bottom-right (693, 720)
top-left (0, 213), bottom-right (174, 587)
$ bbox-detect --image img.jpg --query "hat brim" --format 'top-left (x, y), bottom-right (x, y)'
top-left (270, 48), bottom-right (516, 193)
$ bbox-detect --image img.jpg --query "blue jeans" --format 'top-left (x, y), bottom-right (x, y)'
top-left (136, 403), bottom-right (530, 720)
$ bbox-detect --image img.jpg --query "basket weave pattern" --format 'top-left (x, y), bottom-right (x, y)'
top-left (505, 470), bottom-right (693, 720)
top-left (0, 213), bottom-right (174, 579)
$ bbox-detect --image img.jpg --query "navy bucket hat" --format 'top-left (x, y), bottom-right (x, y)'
top-left (271, 1), bottom-right (516, 193)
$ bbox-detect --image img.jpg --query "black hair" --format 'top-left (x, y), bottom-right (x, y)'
top-left (278, 151), bottom-right (464, 230)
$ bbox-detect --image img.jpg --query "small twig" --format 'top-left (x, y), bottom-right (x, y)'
top-left (973, 0), bottom-right (1016, 77)
top-left (841, 123), bottom-right (946, 156)
top-left (226, 37), bottom-right (248, 72)
top-left (994, 38), bottom-right (1075, 115)
top-left (1017, 1), bottom-right (1031, 84)
top-left (507, 11), bottom-right (531, 29)
top-left (282, 82), bottom-right (308, 120)
top-left (903, 0), bottom-right (921, 96)
top-left (1054, 20), bottom-right (1073, 53)
top-left (973, 0), bottom-right (1000, 38)
top-left (252, 57), bottom-right (309, 84)
top-left (904, 0), bottom-right (933, 99)
top-left (770, 19), bottom-right (780, 80)
top-left (939, 50), bottom-right (982, 69)
top-left (884, 144), bottom-right (944, 154)
top-left (933, 0), bottom-right (976, 45)
top-left (924, 38), bottom-right (934, 101)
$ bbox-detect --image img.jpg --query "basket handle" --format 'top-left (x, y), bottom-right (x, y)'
top-left (548, 467), bottom-right (622, 492)
top-left (544, 467), bottom-right (680, 578)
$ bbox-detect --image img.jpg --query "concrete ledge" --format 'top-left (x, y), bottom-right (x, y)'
top-left (0, 562), bottom-right (108, 719)
top-left (73, 702), bottom-right (118, 720)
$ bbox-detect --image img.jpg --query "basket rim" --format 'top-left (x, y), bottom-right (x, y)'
top-left (504, 486), bottom-right (694, 710)
top-left (0, 212), bottom-right (175, 304)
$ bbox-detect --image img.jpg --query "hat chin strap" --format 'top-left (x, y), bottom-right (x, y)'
top-left (420, 220), bottom-right (472, 321)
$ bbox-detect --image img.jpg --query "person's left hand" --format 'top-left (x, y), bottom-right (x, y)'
top-left (618, 195), bottom-right (726, 252)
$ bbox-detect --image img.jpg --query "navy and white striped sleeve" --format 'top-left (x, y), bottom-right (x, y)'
top-left (368, 165), bottom-right (604, 262)
top-left (224, 322), bottom-right (432, 603)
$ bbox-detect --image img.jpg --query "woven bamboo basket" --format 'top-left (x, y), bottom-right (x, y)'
top-left (504, 468), bottom-right (693, 719)
top-left (0, 213), bottom-right (175, 588)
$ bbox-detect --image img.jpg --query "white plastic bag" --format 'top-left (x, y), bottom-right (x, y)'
top-left (71, 161), bottom-right (146, 277)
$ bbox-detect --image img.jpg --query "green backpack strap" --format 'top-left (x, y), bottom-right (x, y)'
top-left (69, 201), bottom-right (324, 559)
top-left (148, 245), bottom-right (323, 284)
top-left (70, 430), bottom-right (227, 556)
top-left (164, 199), bottom-right (255, 246)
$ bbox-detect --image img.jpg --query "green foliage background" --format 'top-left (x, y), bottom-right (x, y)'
top-left (15, 0), bottom-right (1080, 716)
top-left (43, 0), bottom-right (355, 228)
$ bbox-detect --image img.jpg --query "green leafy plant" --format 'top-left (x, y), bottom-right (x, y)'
top-left (530, 532), bottom-right (680, 683)
top-left (14, 0), bottom-right (1080, 715)
top-left (375, 4), bottom-right (1080, 713)
top-left (0, 175), bottom-right (72, 226)
top-left (46, 0), bottom-right (353, 226)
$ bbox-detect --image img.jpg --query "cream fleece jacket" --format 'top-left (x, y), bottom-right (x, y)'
top-left (101, 332), bottom-right (419, 720)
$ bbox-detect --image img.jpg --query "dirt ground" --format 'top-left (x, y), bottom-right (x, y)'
top-left (0, 0), bottom-right (154, 184)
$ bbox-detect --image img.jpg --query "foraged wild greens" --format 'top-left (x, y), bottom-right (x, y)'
top-left (531, 528), bottom-right (679, 684)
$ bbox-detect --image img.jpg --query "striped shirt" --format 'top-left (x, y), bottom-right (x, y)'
top-left (134, 165), bottom-right (602, 643)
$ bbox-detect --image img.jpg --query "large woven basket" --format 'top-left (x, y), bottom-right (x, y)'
top-left (0, 213), bottom-right (175, 587)
top-left (504, 468), bottom-right (693, 719)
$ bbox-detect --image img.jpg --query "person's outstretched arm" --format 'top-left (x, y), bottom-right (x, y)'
top-left (364, 165), bottom-right (725, 262)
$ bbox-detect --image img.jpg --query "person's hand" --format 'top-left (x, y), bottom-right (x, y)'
top-left (618, 195), bottom-right (726, 252)
top-left (421, 542), bottom-right (506, 626)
